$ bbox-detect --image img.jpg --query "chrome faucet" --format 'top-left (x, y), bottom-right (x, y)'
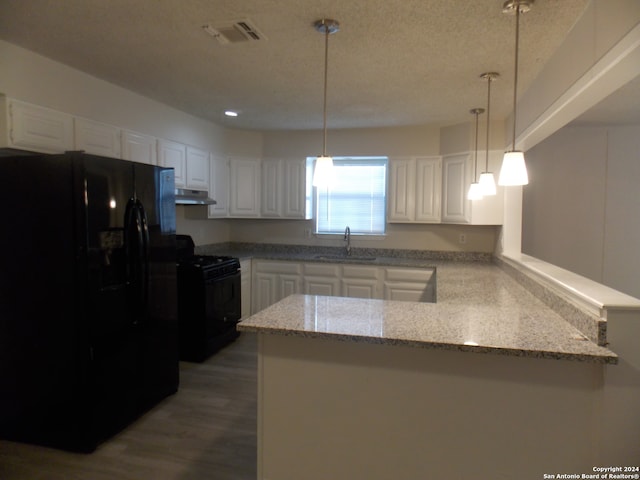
top-left (344, 226), bottom-right (351, 256)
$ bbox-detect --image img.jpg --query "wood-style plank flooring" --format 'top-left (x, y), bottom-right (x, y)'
top-left (0, 332), bottom-right (258, 480)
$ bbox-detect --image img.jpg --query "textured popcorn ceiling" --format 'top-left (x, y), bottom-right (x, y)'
top-left (0, 0), bottom-right (590, 130)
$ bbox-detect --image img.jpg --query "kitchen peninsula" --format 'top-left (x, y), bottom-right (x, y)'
top-left (236, 249), bottom-right (639, 479)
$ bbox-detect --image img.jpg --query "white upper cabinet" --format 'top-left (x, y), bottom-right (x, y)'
top-left (261, 158), bottom-right (281, 217)
top-left (74, 117), bottom-right (121, 158)
top-left (442, 153), bottom-right (471, 223)
top-left (208, 154), bottom-right (230, 218)
top-left (283, 158), bottom-right (310, 219)
top-left (157, 139), bottom-right (186, 187)
top-left (158, 142), bottom-right (210, 190)
top-left (467, 150), bottom-right (504, 225)
top-left (415, 157), bottom-right (442, 222)
top-left (229, 156), bottom-right (261, 217)
top-left (441, 151), bottom-right (504, 225)
top-left (0, 97), bottom-right (73, 154)
top-left (388, 156), bottom-right (441, 223)
top-left (185, 146), bottom-right (210, 190)
top-left (122, 130), bottom-right (157, 165)
top-left (261, 158), bottom-right (310, 219)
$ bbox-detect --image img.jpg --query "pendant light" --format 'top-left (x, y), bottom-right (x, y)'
top-left (499, 0), bottom-right (532, 186)
top-left (467, 108), bottom-right (485, 201)
top-left (312, 18), bottom-right (339, 187)
top-left (478, 72), bottom-right (499, 195)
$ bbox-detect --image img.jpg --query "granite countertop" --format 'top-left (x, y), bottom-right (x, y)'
top-left (203, 243), bottom-right (617, 364)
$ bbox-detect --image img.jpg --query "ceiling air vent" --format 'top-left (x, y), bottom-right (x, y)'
top-left (202, 19), bottom-right (266, 45)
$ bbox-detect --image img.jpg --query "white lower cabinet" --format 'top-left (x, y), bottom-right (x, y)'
top-left (341, 265), bottom-right (381, 299)
top-left (303, 263), bottom-right (341, 296)
top-left (240, 259), bottom-right (252, 319)
top-left (252, 259), bottom-right (435, 312)
top-left (383, 267), bottom-right (436, 302)
top-left (252, 261), bottom-right (303, 313)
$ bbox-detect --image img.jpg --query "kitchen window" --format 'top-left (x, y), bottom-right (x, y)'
top-left (312, 156), bottom-right (388, 235)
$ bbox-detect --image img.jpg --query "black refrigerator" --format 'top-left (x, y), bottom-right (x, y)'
top-left (0, 151), bottom-right (179, 452)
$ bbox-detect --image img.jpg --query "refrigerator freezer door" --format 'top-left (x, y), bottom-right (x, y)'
top-left (132, 163), bottom-right (179, 408)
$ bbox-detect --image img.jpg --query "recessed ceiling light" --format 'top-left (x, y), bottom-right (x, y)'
top-left (224, 110), bottom-right (239, 117)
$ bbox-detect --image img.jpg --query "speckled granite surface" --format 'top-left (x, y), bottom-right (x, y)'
top-left (239, 293), bottom-right (616, 363)
top-left (203, 243), bottom-right (617, 363)
top-left (197, 242), bottom-right (492, 264)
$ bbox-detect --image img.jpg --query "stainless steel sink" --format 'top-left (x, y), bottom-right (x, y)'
top-left (313, 254), bottom-right (376, 261)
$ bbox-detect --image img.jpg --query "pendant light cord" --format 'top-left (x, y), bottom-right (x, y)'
top-left (322, 24), bottom-right (329, 157)
top-left (511, 6), bottom-right (520, 151)
top-left (485, 75), bottom-right (492, 171)
top-left (474, 110), bottom-right (480, 181)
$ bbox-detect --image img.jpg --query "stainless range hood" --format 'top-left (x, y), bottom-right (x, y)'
top-left (174, 188), bottom-right (217, 205)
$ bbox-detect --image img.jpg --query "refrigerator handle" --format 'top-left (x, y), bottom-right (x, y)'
top-left (136, 199), bottom-right (150, 318)
top-left (124, 197), bottom-right (145, 325)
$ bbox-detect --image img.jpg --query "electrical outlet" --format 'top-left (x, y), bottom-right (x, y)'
top-left (459, 234), bottom-right (467, 244)
top-left (304, 228), bottom-right (312, 238)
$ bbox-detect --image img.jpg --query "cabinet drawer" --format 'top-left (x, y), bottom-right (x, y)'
top-left (304, 263), bottom-right (340, 277)
top-left (255, 261), bottom-right (302, 275)
top-left (385, 268), bottom-right (434, 283)
top-left (342, 265), bottom-right (380, 280)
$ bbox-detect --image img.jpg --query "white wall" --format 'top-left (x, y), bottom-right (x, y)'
top-left (262, 125), bottom-right (440, 158)
top-left (501, 1), bottom-right (640, 257)
top-left (522, 124), bottom-right (640, 299)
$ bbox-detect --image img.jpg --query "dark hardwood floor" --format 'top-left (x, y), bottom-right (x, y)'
top-left (0, 332), bottom-right (258, 480)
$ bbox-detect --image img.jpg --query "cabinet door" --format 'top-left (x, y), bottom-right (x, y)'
top-left (279, 274), bottom-right (302, 299)
top-left (261, 158), bottom-right (281, 217)
top-left (253, 272), bottom-right (279, 313)
top-left (208, 154), bottom-right (230, 217)
top-left (342, 279), bottom-right (378, 299)
top-left (8, 99), bottom-right (73, 153)
top-left (383, 267), bottom-right (436, 303)
top-left (229, 157), bottom-right (260, 217)
top-left (157, 139), bottom-right (186, 187)
top-left (253, 261), bottom-right (303, 312)
top-left (442, 153), bottom-right (471, 223)
top-left (415, 156), bottom-right (442, 223)
top-left (122, 130), bottom-right (157, 165)
top-left (186, 146), bottom-right (210, 190)
top-left (303, 263), bottom-right (340, 296)
top-left (341, 265), bottom-right (381, 299)
top-left (240, 259), bottom-right (252, 319)
top-left (467, 150), bottom-right (504, 225)
top-left (387, 157), bottom-right (415, 222)
top-left (283, 158), bottom-right (309, 219)
top-left (74, 118), bottom-right (121, 158)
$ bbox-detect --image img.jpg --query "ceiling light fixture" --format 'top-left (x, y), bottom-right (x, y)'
top-left (312, 18), bottom-right (339, 187)
top-left (499, 0), bottom-right (532, 186)
top-left (479, 72), bottom-right (499, 196)
top-left (224, 110), bottom-right (239, 117)
top-left (467, 107), bottom-right (485, 201)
